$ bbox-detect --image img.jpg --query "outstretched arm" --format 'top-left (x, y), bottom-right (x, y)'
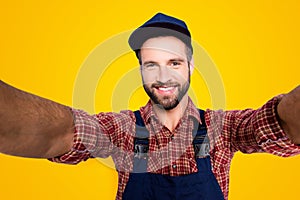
top-left (277, 85), bottom-right (300, 144)
top-left (0, 80), bottom-right (74, 158)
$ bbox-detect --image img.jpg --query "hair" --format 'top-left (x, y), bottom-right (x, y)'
top-left (135, 37), bottom-right (193, 65)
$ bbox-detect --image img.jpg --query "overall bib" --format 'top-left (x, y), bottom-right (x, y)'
top-left (122, 110), bottom-right (224, 200)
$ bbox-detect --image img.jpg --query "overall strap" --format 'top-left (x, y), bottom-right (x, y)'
top-left (199, 109), bottom-right (206, 126)
top-left (193, 109), bottom-right (210, 158)
top-left (133, 110), bottom-right (149, 173)
top-left (134, 110), bottom-right (145, 127)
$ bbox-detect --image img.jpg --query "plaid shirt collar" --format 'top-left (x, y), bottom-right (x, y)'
top-left (140, 96), bottom-right (202, 126)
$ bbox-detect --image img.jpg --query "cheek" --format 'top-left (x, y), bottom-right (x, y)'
top-left (141, 72), bottom-right (156, 85)
top-left (173, 69), bottom-right (189, 82)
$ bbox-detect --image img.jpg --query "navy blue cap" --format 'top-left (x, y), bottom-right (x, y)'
top-left (128, 13), bottom-right (193, 55)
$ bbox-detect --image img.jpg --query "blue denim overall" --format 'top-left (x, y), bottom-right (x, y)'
top-left (122, 110), bottom-right (224, 200)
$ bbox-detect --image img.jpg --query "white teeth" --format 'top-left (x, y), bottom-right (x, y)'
top-left (158, 87), bottom-right (173, 91)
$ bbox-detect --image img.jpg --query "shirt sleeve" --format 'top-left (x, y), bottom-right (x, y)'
top-left (206, 95), bottom-right (300, 157)
top-left (48, 108), bottom-right (135, 164)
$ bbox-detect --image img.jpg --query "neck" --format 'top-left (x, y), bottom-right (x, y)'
top-left (152, 95), bottom-right (189, 131)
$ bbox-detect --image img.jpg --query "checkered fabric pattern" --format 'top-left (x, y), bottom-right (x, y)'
top-left (49, 96), bottom-right (300, 200)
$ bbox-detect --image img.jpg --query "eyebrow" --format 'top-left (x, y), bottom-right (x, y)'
top-left (143, 58), bottom-right (186, 65)
top-left (143, 61), bottom-right (159, 65)
top-left (169, 58), bottom-right (186, 63)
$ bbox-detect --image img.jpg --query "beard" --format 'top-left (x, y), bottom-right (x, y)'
top-left (143, 75), bottom-right (190, 110)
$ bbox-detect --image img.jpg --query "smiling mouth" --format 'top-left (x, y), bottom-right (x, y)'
top-left (154, 86), bottom-right (177, 95)
top-left (151, 82), bottom-right (179, 93)
top-left (157, 87), bottom-right (174, 91)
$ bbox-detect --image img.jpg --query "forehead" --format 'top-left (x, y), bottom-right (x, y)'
top-left (140, 36), bottom-right (187, 62)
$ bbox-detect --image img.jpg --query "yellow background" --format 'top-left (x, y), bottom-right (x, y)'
top-left (1, 0), bottom-right (300, 199)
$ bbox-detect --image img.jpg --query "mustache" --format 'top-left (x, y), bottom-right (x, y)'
top-left (151, 81), bottom-right (180, 88)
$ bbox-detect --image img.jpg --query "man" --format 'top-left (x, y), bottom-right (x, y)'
top-left (0, 13), bottom-right (300, 200)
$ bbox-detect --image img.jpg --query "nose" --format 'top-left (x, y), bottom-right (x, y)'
top-left (157, 66), bottom-right (173, 83)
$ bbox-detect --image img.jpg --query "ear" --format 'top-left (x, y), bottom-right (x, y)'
top-left (189, 57), bottom-right (195, 74)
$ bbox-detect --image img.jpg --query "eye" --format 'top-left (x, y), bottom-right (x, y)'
top-left (143, 63), bottom-right (158, 70)
top-left (171, 61), bottom-right (181, 68)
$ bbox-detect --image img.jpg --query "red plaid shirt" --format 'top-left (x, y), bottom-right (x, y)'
top-left (49, 96), bottom-right (300, 200)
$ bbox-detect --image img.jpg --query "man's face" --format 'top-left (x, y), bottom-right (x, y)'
top-left (140, 36), bottom-right (191, 110)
